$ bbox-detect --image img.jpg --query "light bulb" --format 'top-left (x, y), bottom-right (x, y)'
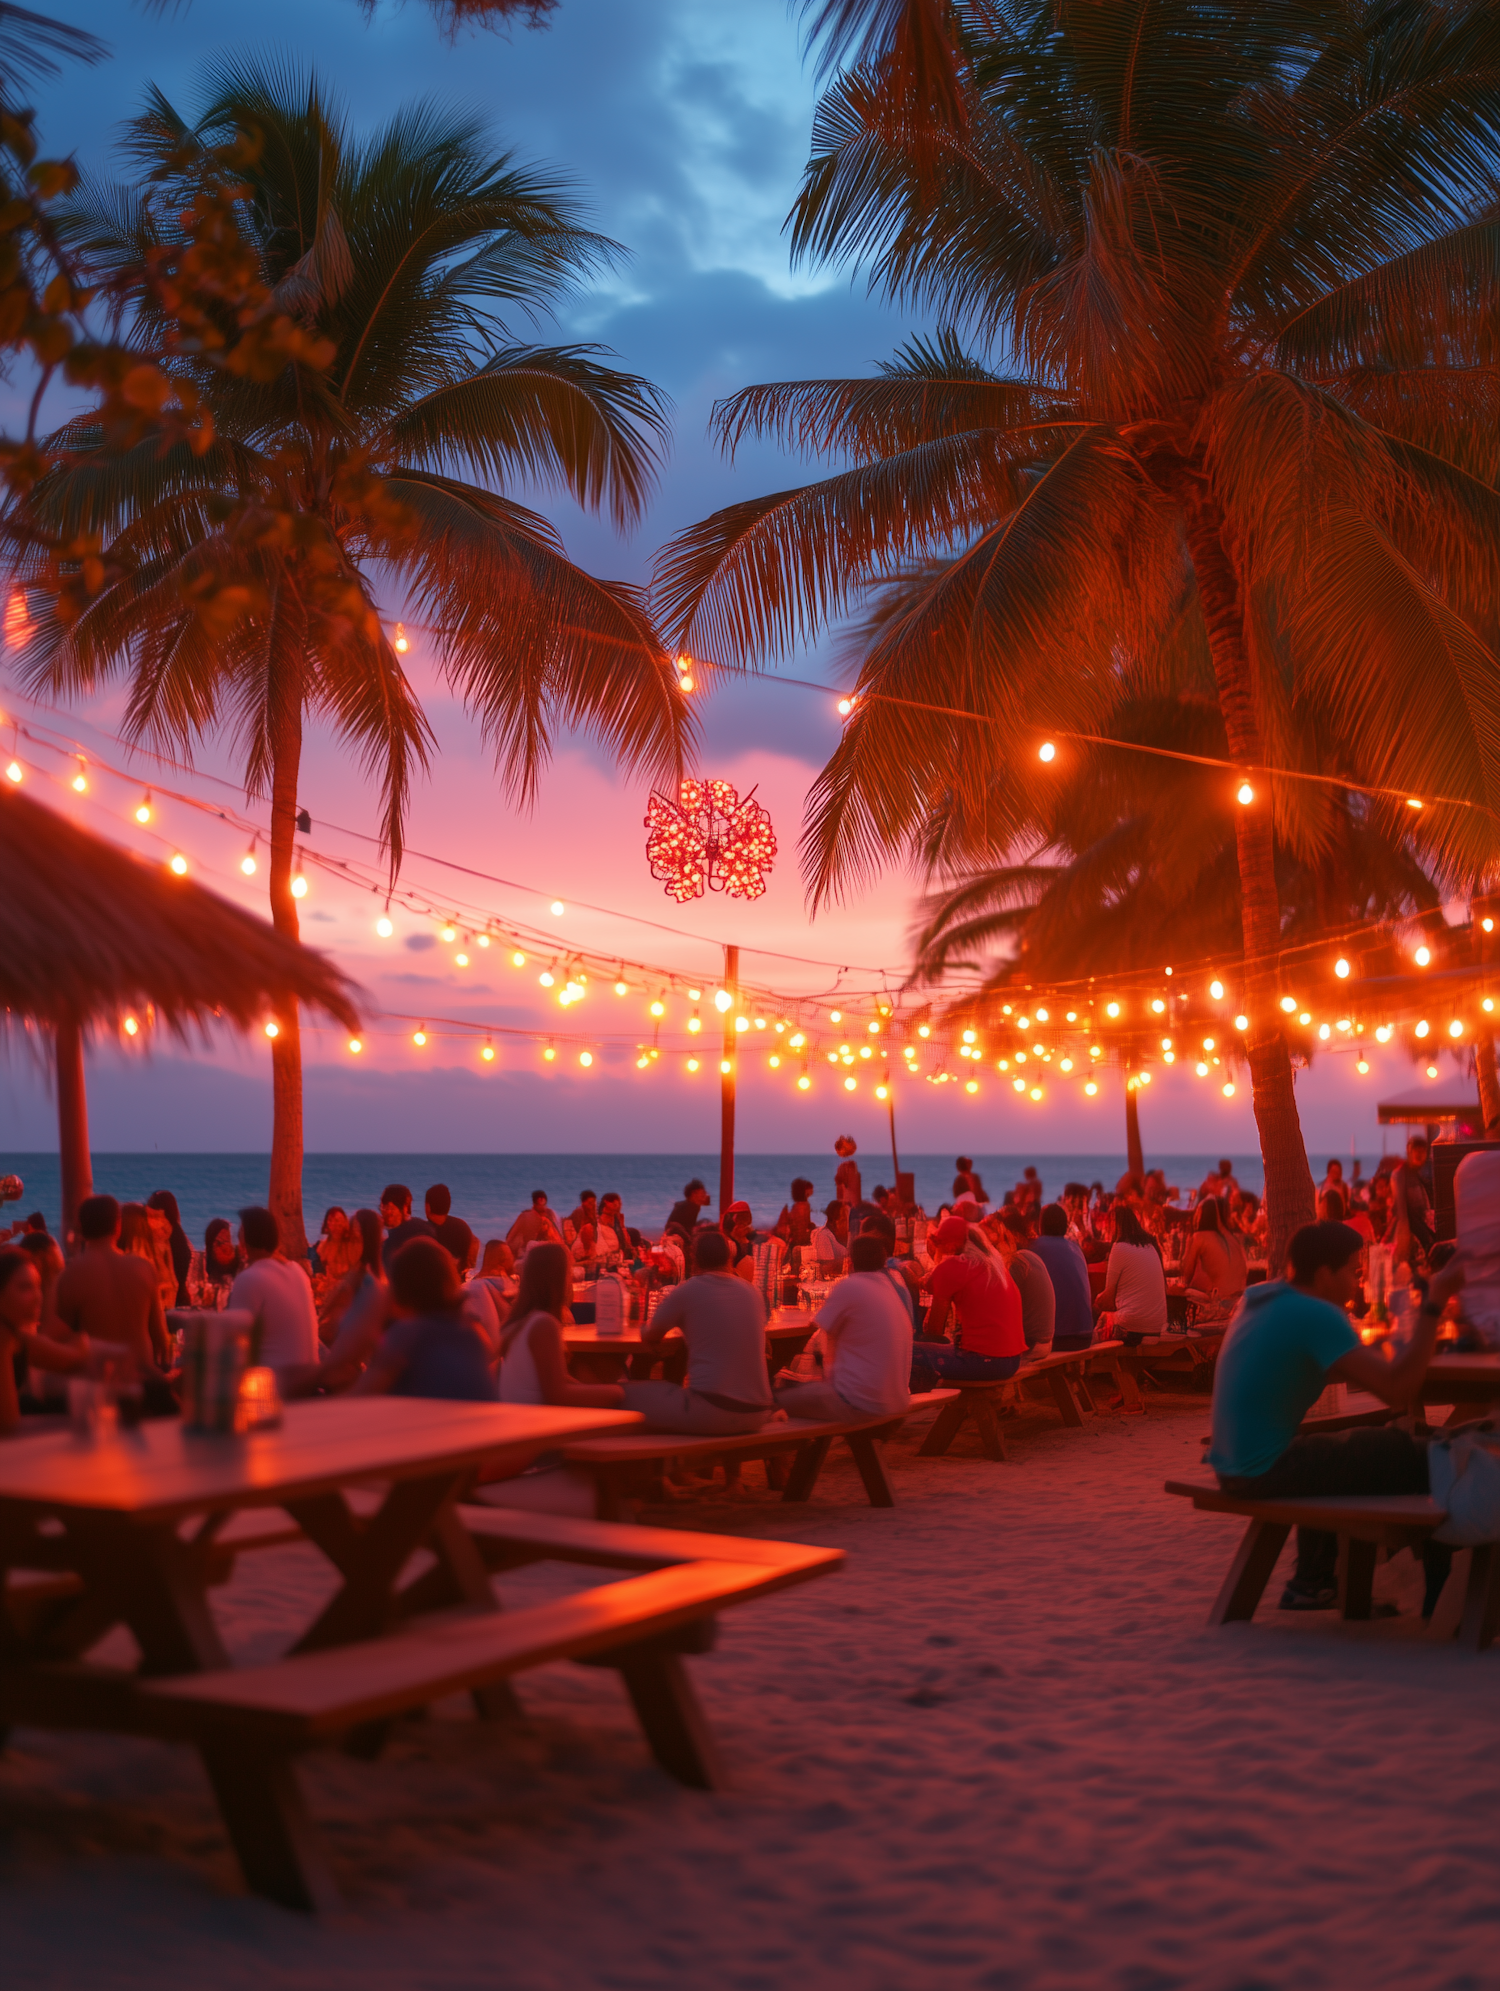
top-left (714, 988), bottom-right (732, 1013)
top-left (377, 915), bottom-right (394, 937)
top-left (770, 1054), bottom-right (782, 1069)
top-left (1084, 1080), bottom-right (1098, 1095)
top-left (1415, 945), bottom-right (1431, 967)
top-left (544, 1046), bottom-right (556, 1061)
top-left (241, 852), bottom-right (258, 876)
top-left (962, 1028), bottom-right (976, 1044)
top-left (718, 1057), bottom-right (731, 1075)
top-left (393, 622), bottom-right (409, 654)
top-left (1039, 741), bottom-right (1056, 763)
top-left (1235, 1014), bottom-right (1249, 1031)
top-left (413, 1029), bottom-right (427, 1047)
top-left (440, 924), bottom-right (457, 943)
top-left (1106, 1002), bottom-right (1120, 1019)
top-left (455, 952), bottom-right (469, 967)
top-left (1298, 1011), bottom-right (1311, 1026)
top-left (735, 1015), bottom-right (749, 1033)
top-left (135, 795), bottom-right (152, 824)
top-left (1376, 1024), bottom-right (1393, 1042)
top-left (1357, 1058), bottom-right (1369, 1074)
top-left (688, 987), bottom-right (702, 1000)
top-left (1151, 999), bottom-right (1165, 1014)
top-left (1427, 1062), bottom-right (1439, 1077)
top-left (1485, 918), bottom-right (1496, 934)
top-left (688, 1014), bottom-right (702, 1033)
top-left (614, 980), bottom-right (628, 996)
top-left (837, 696), bottom-right (854, 716)
top-left (1415, 1019), bottom-right (1429, 1038)
top-left (580, 1051), bottom-right (593, 1067)
top-left (1450, 1019), bottom-right (1464, 1038)
top-left (124, 1016), bottom-right (139, 1037)
top-left (1485, 998), bottom-right (1496, 1013)
top-left (1209, 980), bottom-right (1224, 1000)
top-left (512, 950), bottom-right (525, 967)
top-left (830, 1009), bottom-right (842, 1024)
top-left (539, 970), bottom-right (555, 988)
top-left (843, 1075), bottom-right (856, 1091)
top-left (1029, 1086), bottom-right (1042, 1101)
top-left (1060, 1057), bottom-right (1074, 1072)
top-left (1407, 796), bottom-right (1423, 810)
top-left (291, 874), bottom-right (307, 899)
top-left (687, 1056), bottom-right (700, 1073)
top-left (1236, 781), bottom-right (1254, 805)
top-left (477, 934), bottom-right (490, 949)
top-left (1334, 957), bottom-right (1350, 978)
top-left (349, 1037), bottom-right (362, 1054)
top-left (1280, 995), bottom-right (1297, 1013)
top-left (650, 999), bottom-right (665, 1018)
top-left (72, 765), bottom-right (87, 793)
top-left (550, 900), bottom-right (564, 916)
top-left (966, 1079), bottom-right (978, 1094)
top-left (1222, 1082), bottom-right (1235, 1097)
top-left (482, 1044), bottom-right (495, 1061)
top-left (264, 1020), bottom-right (279, 1039)
top-left (1196, 1061), bottom-right (1209, 1077)
top-left (4, 761), bottom-right (20, 783)
top-left (169, 853), bottom-right (187, 876)
top-left (797, 1073), bottom-right (810, 1090)
top-left (1013, 1077), bottom-right (1026, 1093)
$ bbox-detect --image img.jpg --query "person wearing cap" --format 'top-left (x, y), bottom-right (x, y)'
top-left (1208, 1220), bottom-right (1465, 1614)
top-left (909, 1214), bottom-right (1025, 1390)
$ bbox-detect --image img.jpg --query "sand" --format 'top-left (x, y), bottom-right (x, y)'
top-left (5, 1395), bottom-right (1498, 1991)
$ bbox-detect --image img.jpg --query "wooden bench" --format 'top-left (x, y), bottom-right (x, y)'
top-left (917, 1345), bottom-right (1125, 1460)
top-left (559, 1391), bottom-right (958, 1517)
top-left (12, 1515), bottom-right (842, 1912)
top-left (1165, 1476), bottom-right (1500, 1647)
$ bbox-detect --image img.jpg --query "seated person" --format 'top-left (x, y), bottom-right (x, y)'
top-left (0, 1247), bottom-right (87, 1432)
top-left (989, 1209), bottom-right (1055, 1360)
top-left (1029, 1205), bottom-right (1095, 1351)
top-left (809, 1200), bottom-right (849, 1275)
top-left (1095, 1204), bottom-right (1168, 1337)
top-left (1178, 1197), bottom-right (1248, 1319)
top-left (1207, 1221), bottom-right (1463, 1613)
top-left (859, 1210), bottom-right (921, 1329)
top-left (910, 1216), bottom-right (1026, 1389)
top-left (623, 1228), bottom-right (774, 1434)
top-left (1319, 1184), bottom-right (1373, 1245)
top-left (721, 1201), bottom-right (755, 1273)
top-left (352, 1238), bottom-right (497, 1402)
top-left (498, 1242), bottom-right (624, 1410)
top-left (776, 1233), bottom-right (913, 1422)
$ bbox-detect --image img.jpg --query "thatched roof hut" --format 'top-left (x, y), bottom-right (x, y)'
top-left (1, 782), bottom-right (361, 1240)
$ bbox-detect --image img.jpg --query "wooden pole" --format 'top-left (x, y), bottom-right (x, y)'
top-left (54, 1012), bottom-right (93, 1253)
top-left (888, 1082), bottom-right (900, 1185)
top-left (719, 943), bottom-right (738, 1215)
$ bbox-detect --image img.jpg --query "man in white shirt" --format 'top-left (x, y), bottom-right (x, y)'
top-left (776, 1234), bottom-right (913, 1420)
top-left (810, 1200), bottom-right (849, 1274)
top-left (229, 1206), bottom-right (320, 1374)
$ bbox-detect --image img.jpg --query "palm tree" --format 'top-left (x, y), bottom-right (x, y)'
top-left (654, 1), bottom-right (1500, 1264)
top-left (14, 61), bottom-right (688, 1255)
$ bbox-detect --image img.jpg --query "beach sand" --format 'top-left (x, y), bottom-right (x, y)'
top-left (4, 1395), bottom-right (1496, 1991)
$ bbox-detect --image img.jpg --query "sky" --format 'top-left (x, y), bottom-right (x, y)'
top-left (0, 0), bottom-right (1456, 1160)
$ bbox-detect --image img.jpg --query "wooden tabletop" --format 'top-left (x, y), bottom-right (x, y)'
top-left (1423, 1353), bottom-right (1500, 1391)
top-left (563, 1314), bottom-right (815, 1351)
top-left (0, 1398), bottom-right (642, 1524)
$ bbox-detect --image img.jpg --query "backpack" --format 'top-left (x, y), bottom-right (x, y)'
top-left (1428, 1430), bottom-right (1500, 1545)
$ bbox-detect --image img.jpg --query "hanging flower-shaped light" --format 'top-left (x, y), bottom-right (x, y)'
top-left (644, 777), bottom-right (777, 903)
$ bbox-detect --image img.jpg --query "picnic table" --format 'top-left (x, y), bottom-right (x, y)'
top-left (1419, 1352), bottom-right (1500, 1414)
top-left (0, 1398), bottom-right (644, 1902)
top-left (563, 1310), bottom-right (818, 1384)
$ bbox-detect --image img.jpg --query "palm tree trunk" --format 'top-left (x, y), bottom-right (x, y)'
top-left (1477, 1031), bottom-right (1500, 1135)
top-left (55, 1011), bottom-right (93, 1253)
top-left (267, 689), bottom-right (308, 1262)
top-left (1124, 1077), bottom-right (1144, 1180)
top-left (1177, 477), bottom-right (1316, 1270)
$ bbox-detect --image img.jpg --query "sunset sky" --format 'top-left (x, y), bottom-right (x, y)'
top-left (0, 0), bottom-right (1447, 1160)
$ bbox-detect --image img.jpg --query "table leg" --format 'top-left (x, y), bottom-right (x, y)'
top-left (1107, 1356), bottom-right (1145, 1411)
top-left (1208, 1518), bottom-right (1289, 1625)
top-left (287, 1470), bottom-right (470, 1655)
top-left (198, 1736), bottom-right (340, 1913)
top-left (1459, 1542), bottom-right (1500, 1651)
top-left (55, 1517), bottom-right (230, 1675)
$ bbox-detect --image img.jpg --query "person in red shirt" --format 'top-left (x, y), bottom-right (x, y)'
top-left (910, 1215), bottom-right (1026, 1389)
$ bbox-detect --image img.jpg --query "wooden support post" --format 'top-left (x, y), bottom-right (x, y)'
top-left (1337, 1536), bottom-right (1377, 1621)
top-left (54, 1012), bottom-right (92, 1254)
top-left (612, 1644), bottom-right (726, 1790)
top-left (1207, 1518), bottom-right (1290, 1625)
top-left (719, 943), bottom-right (737, 1215)
top-left (845, 1434), bottom-right (895, 1508)
top-left (199, 1739), bottom-right (340, 1913)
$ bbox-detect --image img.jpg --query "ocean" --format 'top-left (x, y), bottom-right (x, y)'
top-left (0, 1151), bottom-right (1270, 1246)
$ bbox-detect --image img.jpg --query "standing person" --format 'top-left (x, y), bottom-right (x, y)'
top-left (910, 1216), bottom-right (1025, 1388)
top-left (187, 1218), bottom-right (244, 1310)
top-left (351, 1238), bottom-right (496, 1402)
top-left (624, 1228), bottom-right (774, 1434)
top-left (55, 1195), bottom-right (172, 1376)
top-left (810, 1200), bottom-right (850, 1274)
top-left (665, 1178), bottom-right (711, 1238)
top-left (1095, 1204), bottom-right (1169, 1338)
top-left (1208, 1222), bottom-right (1463, 1614)
top-left (378, 1184), bottom-right (437, 1269)
top-left (1198, 1159), bottom-right (1239, 1201)
top-left (833, 1136), bottom-right (862, 1208)
top-left (1030, 1206), bottom-right (1095, 1351)
top-left (498, 1242), bottom-right (623, 1409)
top-left (132, 1201), bottom-right (177, 1315)
top-left (1178, 1198), bottom-right (1248, 1321)
top-left (776, 1232), bottom-right (913, 1420)
top-left (777, 1178), bottom-right (816, 1249)
top-left (146, 1192), bottom-right (192, 1307)
top-left (424, 1184), bottom-right (476, 1272)
top-left (228, 1207), bottom-right (319, 1375)
top-left (506, 1189), bottom-right (562, 1256)
top-left (952, 1157), bottom-right (988, 1207)
top-left (989, 1209), bottom-right (1056, 1359)
top-left (1319, 1159), bottom-right (1347, 1197)
top-left (1391, 1135), bottom-right (1436, 1269)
